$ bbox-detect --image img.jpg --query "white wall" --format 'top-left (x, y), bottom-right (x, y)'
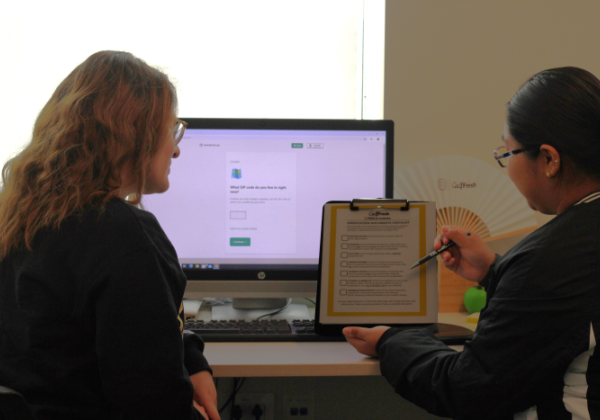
top-left (0, 0), bottom-right (384, 172)
top-left (385, 0), bottom-right (600, 252)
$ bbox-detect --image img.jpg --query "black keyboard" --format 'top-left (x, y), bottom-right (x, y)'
top-left (184, 319), bottom-right (473, 344)
top-left (184, 319), bottom-right (343, 342)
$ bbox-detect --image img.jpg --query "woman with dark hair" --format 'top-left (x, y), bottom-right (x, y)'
top-left (0, 51), bottom-right (218, 420)
top-left (344, 67), bottom-right (600, 420)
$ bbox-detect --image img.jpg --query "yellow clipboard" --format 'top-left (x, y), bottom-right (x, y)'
top-left (315, 199), bottom-right (438, 335)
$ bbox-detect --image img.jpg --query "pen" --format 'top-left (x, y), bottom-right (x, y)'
top-left (410, 232), bottom-right (471, 269)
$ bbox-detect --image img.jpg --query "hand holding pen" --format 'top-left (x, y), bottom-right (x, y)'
top-left (410, 232), bottom-right (471, 269)
top-left (411, 227), bottom-right (497, 283)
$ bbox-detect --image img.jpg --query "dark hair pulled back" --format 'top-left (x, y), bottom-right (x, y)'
top-left (506, 66), bottom-right (600, 180)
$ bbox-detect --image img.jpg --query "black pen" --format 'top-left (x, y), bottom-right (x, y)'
top-left (410, 232), bottom-right (471, 269)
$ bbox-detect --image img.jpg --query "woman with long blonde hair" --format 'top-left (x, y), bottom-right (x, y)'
top-left (0, 51), bottom-right (218, 420)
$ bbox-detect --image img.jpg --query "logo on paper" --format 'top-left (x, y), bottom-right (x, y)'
top-left (438, 179), bottom-right (447, 191)
top-left (231, 168), bottom-right (242, 179)
top-left (368, 211), bottom-right (390, 217)
top-left (452, 181), bottom-right (477, 189)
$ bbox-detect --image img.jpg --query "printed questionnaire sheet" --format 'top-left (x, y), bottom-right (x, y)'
top-left (318, 201), bottom-right (437, 325)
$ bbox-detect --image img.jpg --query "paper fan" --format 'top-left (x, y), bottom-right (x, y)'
top-left (395, 155), bottom-right (537, 241)
top-left (437, 206), bottom-right (490, 239)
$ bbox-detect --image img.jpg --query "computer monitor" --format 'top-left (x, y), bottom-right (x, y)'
top-left (142, 118), bottom-right (394, 307)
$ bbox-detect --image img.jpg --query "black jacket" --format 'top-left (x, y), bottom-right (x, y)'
top-left (0, 199), bottom-right (210, 420)
top-left (377, 193), bottom-right (600, 420)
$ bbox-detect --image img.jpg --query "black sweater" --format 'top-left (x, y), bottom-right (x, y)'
top-left (376, 194), bottom-right (600, 420)
top-left (0, 199), bottom-right (209, 420)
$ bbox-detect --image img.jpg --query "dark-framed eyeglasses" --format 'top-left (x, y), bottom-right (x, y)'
top-left (493, 146), bottom-right (528, 168)
top-left (173, 119), bottom-right (188, 145)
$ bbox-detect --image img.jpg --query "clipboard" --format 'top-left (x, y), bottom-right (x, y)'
top-left (315, 199), bottom-right (438, 336)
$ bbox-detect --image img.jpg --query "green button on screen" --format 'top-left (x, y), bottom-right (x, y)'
top-left (291, 143), bottom-right (303, 148)
top-left (230, 238), bottom-right (251, 246)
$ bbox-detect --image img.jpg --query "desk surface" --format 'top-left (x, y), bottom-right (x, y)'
top-left (203, 313), bottom-right (473, 377)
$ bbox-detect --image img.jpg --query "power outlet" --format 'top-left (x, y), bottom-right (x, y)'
top-left (233, 393), bottom-right (274, 420)
top-left (282, 394), bottom-right (315, 420)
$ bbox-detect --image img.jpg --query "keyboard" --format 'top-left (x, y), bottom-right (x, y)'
top-left (184, 319), bottom-right (473, 344)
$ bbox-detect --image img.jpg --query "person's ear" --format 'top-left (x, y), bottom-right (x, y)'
top-left (539, 144), bottom-right (560, 178)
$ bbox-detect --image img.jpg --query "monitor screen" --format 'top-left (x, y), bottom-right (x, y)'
top-left (143, 118), bottom-right (394, 299)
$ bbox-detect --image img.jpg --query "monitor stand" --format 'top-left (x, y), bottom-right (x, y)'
top-left (212, 302), bottom-right (311, 321)
top-left (232, 298), bottom-right (289, 310)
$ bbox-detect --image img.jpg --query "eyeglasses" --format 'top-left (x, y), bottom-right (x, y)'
top-left (173, 119), bottom-right (188, 145)
top-left (493, 146), bottom-right (528, 168)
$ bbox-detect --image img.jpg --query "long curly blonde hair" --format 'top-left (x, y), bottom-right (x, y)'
top-left (0, 51), bottom-right (176, 259)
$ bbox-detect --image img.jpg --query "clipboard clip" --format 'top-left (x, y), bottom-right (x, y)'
top-left (350, 198), bottom-right (410, 211)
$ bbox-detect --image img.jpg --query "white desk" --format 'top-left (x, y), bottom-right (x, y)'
top-left (203, 312), bottom-right (474, 378)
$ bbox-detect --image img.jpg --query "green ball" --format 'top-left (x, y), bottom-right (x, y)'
top-left (463, 286), bottom-right (486, 314)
